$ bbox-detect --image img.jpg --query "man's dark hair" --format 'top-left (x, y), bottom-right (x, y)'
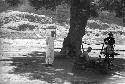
top-left (108, 32), bottom-right (113, 36)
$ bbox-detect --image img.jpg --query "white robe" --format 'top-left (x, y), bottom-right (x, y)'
top-left (46, 36), bottom-right (54, 64)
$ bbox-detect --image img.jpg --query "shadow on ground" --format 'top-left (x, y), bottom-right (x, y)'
top-left (5, 51), bottom-right (125, 84)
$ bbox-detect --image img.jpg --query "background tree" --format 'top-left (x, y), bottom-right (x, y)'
top-left (28, 0), bottom-right (98, 57)
top-left (5, 0), bottom-right (21, 6)
top-left (98, 0), bottom-right (125, 22)
top-left (3, 0), bottom-right (125, 58)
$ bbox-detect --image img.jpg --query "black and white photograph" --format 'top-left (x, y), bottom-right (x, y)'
top-left (0, 0), bottom-right (125, 84)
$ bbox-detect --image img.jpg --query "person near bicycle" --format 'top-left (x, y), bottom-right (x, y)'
top-left (101, 32), bottom-right (115, 69)
top-left (104, 32), bottom-right (115, 58)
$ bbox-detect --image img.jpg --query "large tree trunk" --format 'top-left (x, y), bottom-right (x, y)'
top-left (61, 0), bottom-right (90, 57)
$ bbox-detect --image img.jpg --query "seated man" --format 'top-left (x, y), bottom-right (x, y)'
top-left (78, 47), bottom-right (99, 68)
top-left (80, 47), bottom-right (98, 64)
top-left (80, 47), bottom-right (92, 62)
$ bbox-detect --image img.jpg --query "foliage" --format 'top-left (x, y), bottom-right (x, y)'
top-left (18, 24), bottom-right (36, 31)
top-left (28, 0), bottom-right (71, 10)
top-left (5, 0), bottom-right (21, 6)
top-left (97, 0), bottom-right (125, 18)
top-left (3, 0), bottom-right (125, 20)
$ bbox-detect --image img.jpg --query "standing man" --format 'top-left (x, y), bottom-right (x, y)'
top-left (101, 32), bottom-right (115, 69)
top-left (45, 31), bottom-right (56, 67)
top-left (104, 32), bottom-right (115, 47)
top-left (103, 32), bottom-right (115, 58)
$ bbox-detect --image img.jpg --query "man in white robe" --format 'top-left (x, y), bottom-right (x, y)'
top-left (45, 31), bottom-right (56, 67)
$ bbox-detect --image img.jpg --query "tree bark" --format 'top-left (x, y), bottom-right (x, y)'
top-left (61, 0), bottom-right (90, 57)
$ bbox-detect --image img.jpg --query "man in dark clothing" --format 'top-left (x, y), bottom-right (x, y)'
top-left (102, 32), bottom-right (115, 69)
top-left (104, 32), bottom-right (115, 46)
top-left (103, 32), bottom-right (115, 56)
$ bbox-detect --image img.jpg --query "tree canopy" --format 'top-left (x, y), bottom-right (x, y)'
top-left (98, 0), bottom-right (125, 18)
top-left (5, 0), bottom-right (21, 6)
top-left (2, 0), bottom-right (125, 19)
top-left (29, 0), bottom-right (71, 10)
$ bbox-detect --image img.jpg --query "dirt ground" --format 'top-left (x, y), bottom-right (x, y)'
top-left (0, 39), bottom-right (125, 84)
